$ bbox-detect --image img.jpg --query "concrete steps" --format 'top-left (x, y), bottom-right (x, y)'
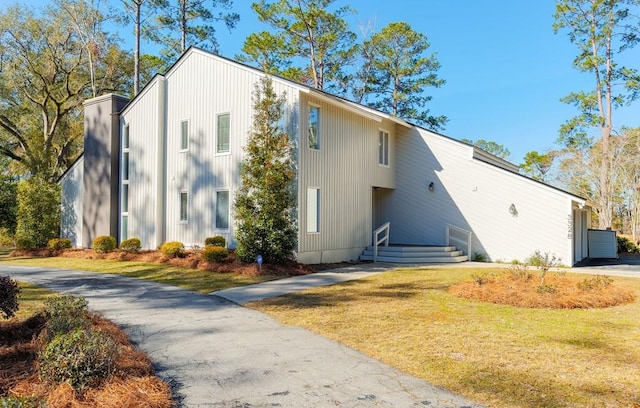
top-left (360, 245), bottom-right (468, 263)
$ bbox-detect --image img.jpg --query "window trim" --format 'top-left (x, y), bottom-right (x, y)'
top-left (378, 129), bottom-right (390, 167)
top-left (216, 112), bottom-right (231, 155)
top-left (215, 189), bottom-right (230, 230)
top-left (306, 187), bottom-right (320, 234)
top-left (180, 119), bottom-right (189, 152)
top-left (179, 191), bottom-right (188, 223)
top-left (307, 104), bottom-right (320, 151)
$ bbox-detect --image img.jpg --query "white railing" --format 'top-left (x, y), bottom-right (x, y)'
top-left (372, 222), bottom-right (390, 262)
top-left (446, 224), bottom-right (472, 256)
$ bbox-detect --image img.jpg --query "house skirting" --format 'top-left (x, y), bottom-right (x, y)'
top-left (297, 247), bottom-right (365, 264)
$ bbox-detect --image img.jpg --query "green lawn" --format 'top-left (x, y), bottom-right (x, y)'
top-left (1, 256), bottom-right (275, 293)
top-left (248, 267), bottom-right (640, 408)
top-left (10, 281), bottom-right (57, 320)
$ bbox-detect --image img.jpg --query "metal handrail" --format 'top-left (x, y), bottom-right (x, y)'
top-left (373, 222), bottom-right (390, 262)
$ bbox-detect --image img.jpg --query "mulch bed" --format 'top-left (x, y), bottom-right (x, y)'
top-left (449, 270), bottom-right (637, 309)
top-left (9, 247), bottom-right (354, 276)
top-left (1, 313), bottom-right (173, 407)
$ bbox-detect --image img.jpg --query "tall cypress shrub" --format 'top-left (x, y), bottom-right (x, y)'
top-left (235, 76), bottom-right (297, 264)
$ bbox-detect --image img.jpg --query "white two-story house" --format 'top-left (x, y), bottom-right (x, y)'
top-left (61, 47), bottom-right (592, 265)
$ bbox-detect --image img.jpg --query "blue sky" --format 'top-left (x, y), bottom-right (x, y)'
top-left (210, 0), bottom-right (640, 163)
top-left (18, 0), bottom-right (640, 163)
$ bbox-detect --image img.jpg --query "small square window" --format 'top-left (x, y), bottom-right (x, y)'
top-left (180, 120), bottom-right (189, 151)
top-left (308, 105), bottom-right (320, 150)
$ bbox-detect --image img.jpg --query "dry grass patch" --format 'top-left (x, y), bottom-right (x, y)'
top-left (450, 269), bottom-right (636, 308)
top-left (248, 267), bottom-right (640, 408)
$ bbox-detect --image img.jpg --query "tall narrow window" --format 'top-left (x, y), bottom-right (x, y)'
top-left (180, 120), bottom-right (189, 151)
top-left (123, 124), bottom-right (129, 149)
top-left (308, 105), bottom-right (320, 150)
top-left (378, 130), bottom-right (389, 166)
top-left (122, 152), bottom-right (129, 181)
top-left (307, 188), bottom-right (320, 233)
top-left (180, 192), bottom-right (188, 222)
top-left (121, 215), bottom-right (128, 241)
top-left (122, 184), bottom-right (129, 213)
top-left (216, 190), bottom-right (230, 229)
top-left (216, 113), bottom-right (230, 153)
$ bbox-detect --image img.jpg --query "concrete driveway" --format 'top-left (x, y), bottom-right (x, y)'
top-left (3, 265), bottom-right (482, 408)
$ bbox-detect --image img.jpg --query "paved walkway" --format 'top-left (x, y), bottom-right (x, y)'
top-left (3, 264), bottom-right (482, 408)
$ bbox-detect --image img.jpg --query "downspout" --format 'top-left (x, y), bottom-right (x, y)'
top-left (156, 76), bottom-right (167, 247)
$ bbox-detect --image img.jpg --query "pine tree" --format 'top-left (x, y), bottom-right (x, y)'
top-left (234, 76), bottom-right (297, 264)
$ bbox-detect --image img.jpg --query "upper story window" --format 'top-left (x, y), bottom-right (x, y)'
top-left (180, 120), bottom-right (189, 151)
top-left (216, 113), bottom-right (230, 154)
top-left (378, 130), bottom-right (389, 166)
top-left (308, 105), bottom-right (320, 150)
top-left (123, 124), bottom-right (130, 149)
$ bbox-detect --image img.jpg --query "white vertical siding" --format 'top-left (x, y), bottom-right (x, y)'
top-left (388, 127), bottom-right (577, 264)
top-left (120, 79), bottom-right (160, 249)
top-left (159, 50), bottom-right (301, 247)
top-left (296, 93), bottom-right (397, 263)
top-left (60, 157), bottom-right (84, 247)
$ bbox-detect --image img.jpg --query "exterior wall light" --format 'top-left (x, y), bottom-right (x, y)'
top-left (428, 182), bottom-right (435, 192)
top-left (509, 203), bottom-right (518, 217)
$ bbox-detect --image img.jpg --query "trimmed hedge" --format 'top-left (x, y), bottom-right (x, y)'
top-left (119, 237), bottom-right (141, 253)
top-left (204, 236), bottom-right (226, 247)
top-left (15, 238), bottom-right (34, 250)
top-left (93, 236), bottom-right (116, 253)
top-left (47, 238), bottom-right (72, 251)
top-left (160, 241), bottom-right (185, 258)
top-left (201, 245), bottom-right (229, 263)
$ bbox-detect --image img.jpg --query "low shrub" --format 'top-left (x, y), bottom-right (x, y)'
top-left (0, 227), bottom-right (14, 247)
top-left (204, 236), bottom-right (226, 247)
top-left (617, 236), bottom-right (639, 254)
top-left (15, 238), bottom-right (34, 250)
top-left (577, 275), bottom-right (614, 291)
top-left (201, 245), bottom-right (229, 263)
top-left (39, 327), bottom-right (119, 391)
top-left (0, 275), bottom-right (21, 319)
top-left (160, 241), bottom-right (185, 258)
top-left (120, 237), bottom-right (141, 253)
top-left (472, 252), bottom-right (487, 262)
top-left (42, 295), bottom-right (89, 342)
top-left (93, 236), bottom-right (116, 253)
top-left (0, 396), bottom-right (41, 408)
top-left (47, 238), bottom-right (72, 251)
